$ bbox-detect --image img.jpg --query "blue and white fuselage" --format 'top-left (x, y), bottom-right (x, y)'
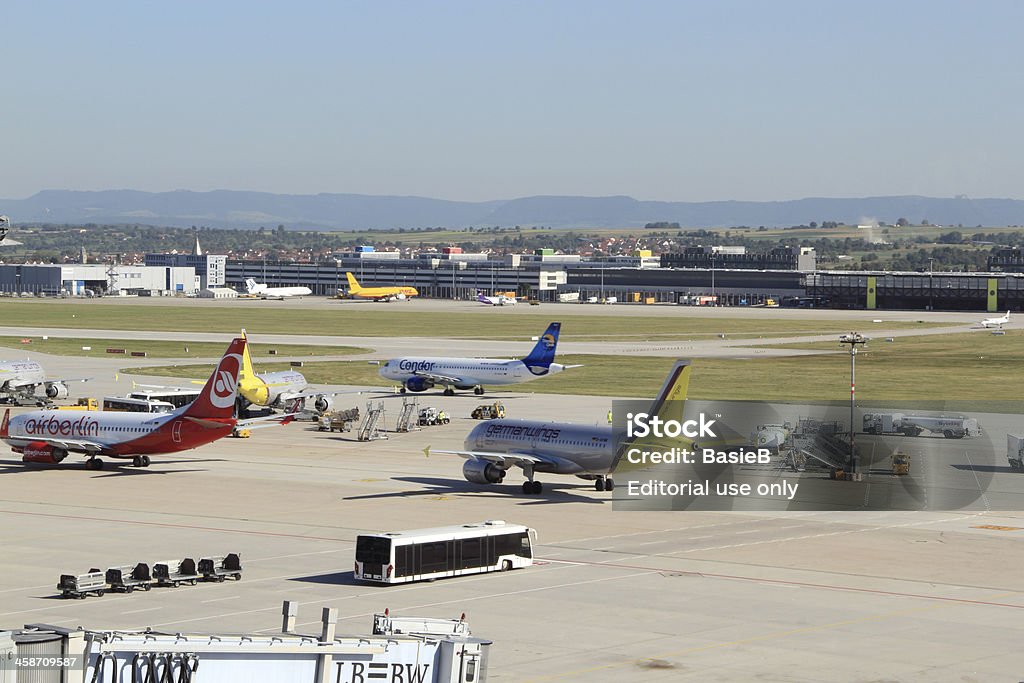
top-left (379, 322), bottom-right (574, 395)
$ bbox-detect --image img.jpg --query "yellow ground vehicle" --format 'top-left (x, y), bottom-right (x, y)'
top-left (471, 402), bottom-right (505, 420)
top-left (55, 398), bottom-right (98, 410)
top-left (891, 450), bottom-right (910, 475)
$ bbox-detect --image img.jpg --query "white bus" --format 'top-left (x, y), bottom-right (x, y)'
top-left (102, 396), bottom-right (176, 414)
top-left (127, 388), bottom-right (201, 409)
top-left (355, 520), bottom-right (535, 584)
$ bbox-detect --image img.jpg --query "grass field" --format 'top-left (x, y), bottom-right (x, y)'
top-left (0, 301), bottom-right (940, 342)
top-left (127, 334), bottom-right (1024, 407)
top-left (0, 336), bottom-right (370, 359)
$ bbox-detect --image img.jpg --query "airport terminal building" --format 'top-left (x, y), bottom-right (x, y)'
top-left (2, 244), bottom-right (1024, 311)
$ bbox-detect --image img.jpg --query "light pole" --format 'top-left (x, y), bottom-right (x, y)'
top-left (710, 252), bottom-right (717, 305)
top-left (927, 257), bottom-right (935, 311)
top-left (839, 332), bottom-right (868, 474)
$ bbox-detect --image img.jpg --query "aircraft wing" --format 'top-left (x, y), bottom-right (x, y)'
top-left (278, 388), bottom-right (365, 402)
top-left (424, 446), bottom-right (584, 473)
top-left (411, 370), bottom-right (464, 385)
top-left (21, 438), bottom-right (104, 454)
top-left (235, 404), bottom-right (302, 429)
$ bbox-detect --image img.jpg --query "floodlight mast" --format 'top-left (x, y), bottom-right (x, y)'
top-left (839, 332), bottom-right (868, 473)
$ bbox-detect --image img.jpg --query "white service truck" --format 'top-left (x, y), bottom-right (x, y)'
top-left (862, 413), bottom-right (980, 439)
top-left (1008, 435), bottom-right (1024, 471)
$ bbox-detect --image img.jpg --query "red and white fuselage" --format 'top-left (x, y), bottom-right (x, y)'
top-left (1, 337), bottom-right (253, 466)
top-left (3, 409), bottom-right (234, 458)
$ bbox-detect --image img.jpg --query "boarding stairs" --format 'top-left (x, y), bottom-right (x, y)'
top-left (357, 401), bottom-right (388, 441)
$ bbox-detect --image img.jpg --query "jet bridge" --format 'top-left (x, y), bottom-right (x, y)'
top-left (1, 602), bottom-right (491, 683)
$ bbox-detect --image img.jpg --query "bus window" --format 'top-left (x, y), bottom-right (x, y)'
top-left (103, 397), bottom-right (175, 414)
top-left (355, 536), bottom-right (391, 566)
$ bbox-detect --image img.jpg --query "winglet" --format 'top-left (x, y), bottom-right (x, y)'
top-left (423, 445), bottom-right (431, 458)
top-left (0, 409), bottom-right (9, 438)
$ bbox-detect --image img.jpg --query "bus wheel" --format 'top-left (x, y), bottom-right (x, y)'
top-left (943, 430), bottom-right (954, 439)
top-left (501, 560), bottom-right (512, 572)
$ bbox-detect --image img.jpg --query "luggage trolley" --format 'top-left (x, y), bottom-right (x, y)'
top-left (199, 553), bottom-right (243, 582)
top-left (153, 558), bottom-right (201, 587)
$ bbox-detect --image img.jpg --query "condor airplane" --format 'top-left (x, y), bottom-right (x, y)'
top-left (379, 322), bottom-right (577, 395)
top-left (244, 279), bottom-right (312, 299)
top-left (425, 360), bottom-right (692, 494)
top-left (0, 337), bottom-right (295, 470)
top-left (344, 272), bottom-right (418, 301)
top-left (0, 360), bottom-right (89, 404)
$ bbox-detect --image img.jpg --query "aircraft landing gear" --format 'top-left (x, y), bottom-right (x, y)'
top-left (444, 387), bottom-right (455, 396)
top-left (86, 458), bottom-right (105, 471)
top-left (522, 480), bottom-right (543, 494)
top-left (594, 476), bottom-right (615, 491)
top-left (474, 386), bottom-right (484, 395)
top-left (399, 387), bottom-right (407, 394)
top-left (132, 456), bottom-right (152, 468)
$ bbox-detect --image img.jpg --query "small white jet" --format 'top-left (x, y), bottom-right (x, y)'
top-left (477, 291), bottom-right (517, 306)
top-left (244, 279), bottom-right (312, 299)
top-left (980, 311), bottom-right (1010, 328)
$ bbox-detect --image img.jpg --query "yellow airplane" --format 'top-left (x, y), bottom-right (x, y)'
top-left (344, 273), bottom-right (419, 302)
top-left (235, 330), bottom-right (349, 414)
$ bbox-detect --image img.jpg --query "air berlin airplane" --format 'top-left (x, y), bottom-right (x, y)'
top-left (0, 337), bottom-right (294, 470)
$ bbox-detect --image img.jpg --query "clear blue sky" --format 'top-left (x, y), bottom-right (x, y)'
top-left (4, 1), bottom-right (1022, 202)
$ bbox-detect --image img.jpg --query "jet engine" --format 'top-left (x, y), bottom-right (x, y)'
top-left (313, 394), bottom-right (334, 413)
top-left (404, 377), bottom-right (432, 393)
top-left (45, 382), bottom-right (69, 400)
top-left (463, 459), bottom-right (506, 485)
top-left (22, 441), bottom-right (68, 464)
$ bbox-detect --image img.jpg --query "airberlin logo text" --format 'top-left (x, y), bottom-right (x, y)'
top-left (626, 413), bottom-right (717, 439)
top-left (209, 354), bottom-right (242, 409)
top-left (24, 415), bottom-right (100, 437)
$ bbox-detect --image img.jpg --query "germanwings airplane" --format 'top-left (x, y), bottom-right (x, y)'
top-left (0, 337), bottom-right (295, 470)
top-left (378, 322), bottom-right (578, 395)
top-left (426, 360), bottom-right (693, 494)
top-left (244, 279), bottom-right (312, 299)
top-left (980, 311), bottom-right (1010, 328)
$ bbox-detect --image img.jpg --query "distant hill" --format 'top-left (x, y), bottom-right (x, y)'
top-left (3, 189), bottom-right (1024, 230)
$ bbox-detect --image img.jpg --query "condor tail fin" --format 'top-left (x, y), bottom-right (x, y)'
top-left (0, 409), bottom-right (9, 438)
top-left (522, 322), bottom-right (561, 369)
top-left (181, 337), bottom-right (245, 419)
